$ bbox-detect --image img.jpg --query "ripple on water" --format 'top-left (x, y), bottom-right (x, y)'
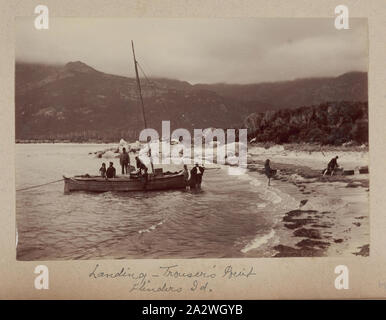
top-left (16, 144), bottom-right (285, 260)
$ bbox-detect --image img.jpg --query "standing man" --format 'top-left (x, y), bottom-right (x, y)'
top-left (146, 136), bottom-right (155, 174)
top-left (196, 163), bottom-right (204, 189)
top-left (264, 159), bottom-right (272, 186)
top-left (183, 164), bottom-right (190, 190)
top-left (120, 147), bottom-right (130, 174)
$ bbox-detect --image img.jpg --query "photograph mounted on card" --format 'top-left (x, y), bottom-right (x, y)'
top-left (14, 15), bottom-right (369, 261)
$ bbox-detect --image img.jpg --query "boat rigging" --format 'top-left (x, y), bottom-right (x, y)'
top-left (131, 40), bottom-right (147, 129)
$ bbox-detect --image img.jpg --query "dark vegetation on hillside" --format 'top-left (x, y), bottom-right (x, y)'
top-left (244, 101), bottom-right (368, 145)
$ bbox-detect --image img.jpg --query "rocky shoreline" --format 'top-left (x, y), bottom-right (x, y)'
top-left (247, 156), bottom-right (369, 257)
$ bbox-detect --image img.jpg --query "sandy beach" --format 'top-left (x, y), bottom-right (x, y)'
top-left (247, 144), bottom-right (369, 257)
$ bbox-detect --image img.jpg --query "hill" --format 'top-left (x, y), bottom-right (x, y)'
top-left (194, 72), bottom-right (367, 110)
top-left (15, 61), bottom-right (367, 142)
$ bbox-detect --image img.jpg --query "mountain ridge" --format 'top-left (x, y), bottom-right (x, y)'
top-left (15, 61), bottom-right (368, 142)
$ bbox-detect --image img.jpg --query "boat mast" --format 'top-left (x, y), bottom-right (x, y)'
top-left (131, 40), bottom-right (147, 129)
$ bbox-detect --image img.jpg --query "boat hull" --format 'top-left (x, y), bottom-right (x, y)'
top-left (63, 173), bottom-right (186, 193)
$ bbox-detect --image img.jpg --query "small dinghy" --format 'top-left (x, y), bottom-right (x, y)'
top-left (63, 171), bottom-right (186, 193)
top-left (359, 166), bottom-right (369, 174)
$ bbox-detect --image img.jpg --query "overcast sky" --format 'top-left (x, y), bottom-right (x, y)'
top-left (16, 17), bottom-right (368, 84)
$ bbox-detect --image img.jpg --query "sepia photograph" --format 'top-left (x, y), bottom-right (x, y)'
top-left (15, 17), bottom-right (369, 261)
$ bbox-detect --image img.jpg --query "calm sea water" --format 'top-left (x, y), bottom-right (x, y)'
top-left (16, 144), bottom-right (292, 260)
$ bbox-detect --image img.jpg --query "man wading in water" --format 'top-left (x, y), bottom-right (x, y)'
top-left (190, 163), bottom-right (205, 189)
top-left (183, 164), bottom-right (190, 190)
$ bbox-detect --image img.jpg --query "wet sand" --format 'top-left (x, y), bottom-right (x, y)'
top-left (247, 147), bottom-right (369, 257)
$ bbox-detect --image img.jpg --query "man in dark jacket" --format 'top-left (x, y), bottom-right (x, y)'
top-left (135, 156), bottom-right (149, 189)
top-left (190, 163), bottom-right (204, 189)
top-left (323, 156), bottom-right (339, 176)
top-left (264, 159), bottom-right (272, 186)
top-left (135, 156), bottom-right (148, 175)
top-left (120, 147), bottom-right (130, 174)
top-left (106, 162), bottom-right (116, 179)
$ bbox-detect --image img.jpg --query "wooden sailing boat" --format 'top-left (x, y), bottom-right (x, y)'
top-left (63, 171), bottom-right (185, 193)
top-left (63, 41), bottom-right (186, 193)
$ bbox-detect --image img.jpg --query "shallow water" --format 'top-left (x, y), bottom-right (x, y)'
top-left (16, 144), bottom-right (291, 260)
